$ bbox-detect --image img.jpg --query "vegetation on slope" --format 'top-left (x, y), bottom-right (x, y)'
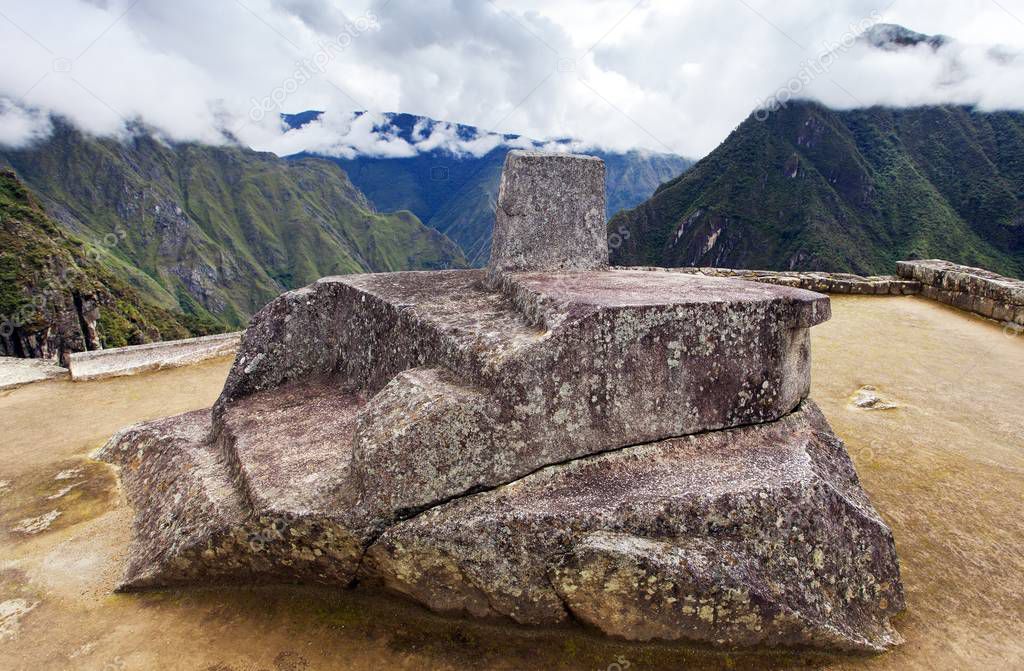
top-left (334, 148), bottom-right (691, 267)
top-left (1, 119), bottom-right (467, 331)
top-left (610, 102), bottom-right (1024, 278)
top-left (0, 169), bottom-right (219, 362)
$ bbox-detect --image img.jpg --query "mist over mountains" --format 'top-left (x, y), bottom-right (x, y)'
top-left (3, 13), bottom-right (1024, 359)
top-left (0, 117), bottom-right (466, 337)
top-left (0, 106), bottom-right (689, 349)
top-left (607, 24), bottom-right (1024, 278)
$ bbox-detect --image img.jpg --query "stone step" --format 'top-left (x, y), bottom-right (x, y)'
top-left (351, 367), bottom-right (504, 528)
top-left (216, 269), bottom-right (543, 412)
top-left (98, 401), bottom-right (367, 590)
top-left (95, 411), bottom-right (259, 590)
top-left (215, 379), bottom-right (364, 520)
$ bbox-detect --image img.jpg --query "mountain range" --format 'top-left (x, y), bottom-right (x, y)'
top-left (611, 24), bottom-right (1024, 278)
top-left (1, 168), bottom-right (204, 362)
top-left (284, 112), bottom-right (692, 265)
top-left (0, 113), bottom-right (689, 354)
top-left (4, 21), bottom-right (1024, 360)
top-left (0, 119), bottom-right (466, 336)
top-left (610, 102), bottom-right (1024, 278)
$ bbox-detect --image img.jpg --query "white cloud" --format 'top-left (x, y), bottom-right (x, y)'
top-left (254, 110), bottom-right (567, 160)
top-left (0, 100), bottom-right (51, 148)
top-left (0, 0), bottom-right (1022, 158)
top-left (250, 110), bottom-right (417, 159)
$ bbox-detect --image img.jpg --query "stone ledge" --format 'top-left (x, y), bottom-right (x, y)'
top-left (0, 356), bottom-right (69, 391)
top-left (621, 267), bottom-right (922, 296)
top-left (897, 260), bottom-right (1024, 326)
top-left (68, 331), bottom-right (242, 381)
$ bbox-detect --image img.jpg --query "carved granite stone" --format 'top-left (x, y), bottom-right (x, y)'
top-left (364, 402), bottom-right (903, 652)
top-left (488, 150), bottom-right (607, 275)
top-left (98, 152), bottom-right (903, 653)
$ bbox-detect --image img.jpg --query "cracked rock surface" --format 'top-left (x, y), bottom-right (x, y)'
top-left (365, 402), bottom-right (903, 652)
top-left (96, 267), bottom-right (900, 651)
top-left (98, 153), bottom-right (902, 652)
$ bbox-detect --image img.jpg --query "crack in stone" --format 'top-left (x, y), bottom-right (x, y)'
top-left (347, 399), bottom-right (814, 581)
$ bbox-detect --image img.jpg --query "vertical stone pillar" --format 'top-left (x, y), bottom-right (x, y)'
top-left (488, 151), bottom-right (607, 275)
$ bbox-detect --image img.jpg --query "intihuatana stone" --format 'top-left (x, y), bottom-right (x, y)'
top-left (488, 151), bottom-right (607, 275)
top-left (99, 152), bottom-right (903, 653)
top-left (212, 266), bottom-right (829, 530)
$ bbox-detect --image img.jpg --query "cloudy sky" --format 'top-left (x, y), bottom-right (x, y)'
top-left (1, 0), bottom-right (1023, 158)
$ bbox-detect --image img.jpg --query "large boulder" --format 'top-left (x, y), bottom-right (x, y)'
top-left (213, 266), bottom-right (828, 527)
top-left (98, 152), bottom-right (903, 653)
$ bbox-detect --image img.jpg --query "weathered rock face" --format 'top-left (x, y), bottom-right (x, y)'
top-left (364, 402), bottom-right (903, 652)
top-left (488, 151), bottom-right (608, 275)
top-left (214, 266), bottom-right (828, 529)
top-left (99, 152), bottom-right (903, 653)
top-left (0, 289), bottom-right (98, 366)
top-left (97, 405), bottom-right (365, 589)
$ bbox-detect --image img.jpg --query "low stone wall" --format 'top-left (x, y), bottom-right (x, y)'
top-left (629, 267), bottom-right (922, 295)
top-left (897, 260), bottom-right (1024, 327)
top-left (641, 261), bottom-right (1023, 327)
top-left (0, 356), bottom-right (69, 391)
top-left (68, 331), bottom-right (242, 382)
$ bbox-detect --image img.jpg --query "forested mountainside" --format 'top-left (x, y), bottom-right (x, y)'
top-left (1, 119), bottom-right (466, 333)
top-left (611, 102), bottom-right (1024, 278)
top-left (0, 169), bottom-right (211, 363)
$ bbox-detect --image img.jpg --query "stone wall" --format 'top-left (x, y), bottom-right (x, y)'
top-left (625, 267), bottom-right (922, 296)
top-left (637, 261), bottom-right (1024, 328)
top-left (68, 331), bottom-right (241, 381)
top-left (897, 260), bottom-right (1024, 327)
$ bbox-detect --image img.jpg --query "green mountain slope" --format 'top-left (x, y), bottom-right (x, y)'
top-left (610, 102), bottom-right (1024, 278)
top-left (0, 169), bottom-right (218, 363)
top-left (1, 120), bottom-right (467, 331)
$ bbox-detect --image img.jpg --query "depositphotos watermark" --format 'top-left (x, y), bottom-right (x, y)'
top-left (608, 225), bottom-right (631, 251)
top-left (249, 11), bottom-right (380, 122)
top-left (598, 657), bottom-right (630, 671)
top-left (754, 10), bottom-right (881, 121)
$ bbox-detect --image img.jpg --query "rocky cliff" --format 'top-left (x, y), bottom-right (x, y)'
top-left (0, 169), bottom-right (205, 364)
